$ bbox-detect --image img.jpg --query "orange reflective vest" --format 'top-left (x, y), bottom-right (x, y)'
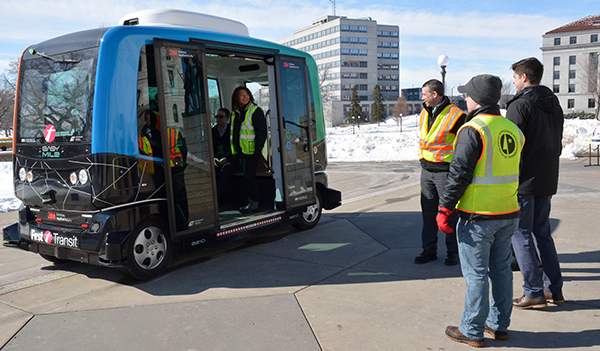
top-left (419, 105), bottom-right (464, 163)
top-left (168, 128), bottom-right (184, 168)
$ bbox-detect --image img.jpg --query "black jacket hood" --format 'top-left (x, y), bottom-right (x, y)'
top-left (508, 85), bottom-right (560, 115)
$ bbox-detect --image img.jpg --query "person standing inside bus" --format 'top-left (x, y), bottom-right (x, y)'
top-left (416, 79), bottom-right (467, 266)
top-left (228, 87), bottom-right (267, 214)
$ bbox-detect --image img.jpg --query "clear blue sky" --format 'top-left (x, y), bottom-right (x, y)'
top-left (0, 0), bottom-right (596, 93)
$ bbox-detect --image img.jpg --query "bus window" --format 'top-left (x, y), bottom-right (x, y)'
top-left (207, 78), bottom-right (221, 123)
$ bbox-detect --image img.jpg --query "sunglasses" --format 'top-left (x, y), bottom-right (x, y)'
top-left (215, 115), bottom-right (227, 119)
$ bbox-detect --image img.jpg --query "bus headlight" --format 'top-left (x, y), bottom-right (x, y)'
top-left (19, 168), bottom-right (27, 182)
top-left (78, 169), bottom-right (89, 185)
top-left (70, 172), bottom-right (78, 185)
top-left (26, 170), bottom-right (33, 183)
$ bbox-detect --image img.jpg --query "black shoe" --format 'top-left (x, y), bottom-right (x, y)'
top-left (445, 252), bottom-right (459, 266)
top-left (445, 326), bottom-right (484, 348)
top-left (239, 200), bottom-right (259, 214)
top-left (544, 289), bottom-right (565, 304)
top-left (484, 323), bottom-right (508, 340)
top-left (414, 251), bottom-right (437, 264)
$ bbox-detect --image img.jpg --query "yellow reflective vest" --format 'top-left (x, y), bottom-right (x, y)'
top-left (456, 114), bottom-right (525, 215)
top-left (231, 104), bottom-right (260, 155)
top-left (419, 105), bottom-right (465, 163)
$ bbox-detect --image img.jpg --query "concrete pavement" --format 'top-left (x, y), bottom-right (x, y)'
top-left (0, 158), bottom-right (599, 350)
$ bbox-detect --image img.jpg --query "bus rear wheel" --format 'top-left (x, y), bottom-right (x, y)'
top-left (293, 191), bottom-right (322, 230)
top-left (119, 218), bottom-right (172, 280)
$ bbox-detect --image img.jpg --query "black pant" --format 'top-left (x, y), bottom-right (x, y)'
top-left (420, 168), bottom-right (458, 255)
top-left (239, 153), bottom-right (259, 202)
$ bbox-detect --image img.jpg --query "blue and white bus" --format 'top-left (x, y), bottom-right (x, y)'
top-left (4, 9), bottom-right (341, 280)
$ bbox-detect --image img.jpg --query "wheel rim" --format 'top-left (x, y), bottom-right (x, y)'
top-left (302, 196), bottom-right (321, 223)
top-left (133, 226), bottom-right (167, 270)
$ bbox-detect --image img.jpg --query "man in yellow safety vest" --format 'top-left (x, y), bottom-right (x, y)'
top-left (416, 79), bottom-right (467, 266)
top-left (437, 74), bottom-right (524, 348)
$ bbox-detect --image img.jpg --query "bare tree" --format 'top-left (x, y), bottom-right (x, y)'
top-left (319, 65), bottom-right (338, 126)
top-left (391, 92), bottom-right (409, 125)
top-left (578, 52), bottom-right (600, 120)
top-left (0, 59), bottom-right (19, 136)
top-left (498, 78), bottom-right (514, 109)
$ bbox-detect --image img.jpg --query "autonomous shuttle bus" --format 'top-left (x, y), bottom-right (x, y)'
top-left (3, 9), bottom-right (341, 279)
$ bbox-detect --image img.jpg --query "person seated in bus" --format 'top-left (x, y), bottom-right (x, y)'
top-left (213, 108), bottom-right (236, 204)
top-left (226, 87), bottom-right (267, 214)
top-left (139, 109), bottom-right (162, 158)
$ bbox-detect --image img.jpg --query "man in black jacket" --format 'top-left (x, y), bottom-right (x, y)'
top-left (507, 57), bottom-right (565, 309)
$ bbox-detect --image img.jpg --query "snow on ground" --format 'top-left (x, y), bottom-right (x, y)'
top-left (0, 116), bottom-right (599, 213)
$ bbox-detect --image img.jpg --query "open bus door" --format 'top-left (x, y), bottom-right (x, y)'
top-left (153, 39), bottom-right (219, 238)
top-left (274, 56), bottom-right (316, 211)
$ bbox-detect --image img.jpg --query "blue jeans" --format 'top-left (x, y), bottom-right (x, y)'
top-left (457, 217), bottom-right (518, 339)
top-left (512, 195), bottom-right (563, 298)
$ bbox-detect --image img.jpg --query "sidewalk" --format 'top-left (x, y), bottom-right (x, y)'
top-left (0, 158), bottom-right (599, 350)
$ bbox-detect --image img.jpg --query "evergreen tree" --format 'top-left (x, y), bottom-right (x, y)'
top-left (371, 84), bottom-right (386, 125)
top-left (348, 85), bottom-right (364, 127)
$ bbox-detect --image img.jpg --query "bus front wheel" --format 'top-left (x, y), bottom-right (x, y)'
top-left (293, 191), bottom-right (322, 230)
top-left (119, 218), bottom-right (173, 280)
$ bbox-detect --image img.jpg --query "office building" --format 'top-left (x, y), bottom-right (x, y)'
top-left (541, 15), bottom-right (600, 116)
top-left (277, 16), bottom-right (400, 126)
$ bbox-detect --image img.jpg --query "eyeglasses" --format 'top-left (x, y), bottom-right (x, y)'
top-left (215, 115), bottom-right (227, 119)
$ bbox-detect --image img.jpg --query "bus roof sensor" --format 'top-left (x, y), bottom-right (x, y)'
top-left (118, 9), bottom-right (249, 37)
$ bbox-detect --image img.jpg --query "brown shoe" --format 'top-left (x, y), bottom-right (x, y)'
top-left (513, 295), bottom-right (547, 309)
top-left (484, 323), bottom-right (508, 340)
top-left (544, 290), bottom-right (565, 304)
top-left (445, 326), bottom-right (484, 348)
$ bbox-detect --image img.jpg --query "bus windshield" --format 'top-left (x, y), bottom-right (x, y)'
top-left (17, 48), bottom-right (98, 143)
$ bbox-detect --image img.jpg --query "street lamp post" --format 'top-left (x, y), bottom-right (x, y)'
top-left (437, 54), bottom-right (450, 95)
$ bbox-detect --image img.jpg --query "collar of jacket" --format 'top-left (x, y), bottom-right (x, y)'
top-left (422, 96), bottom-right (450, 119)
top-left (507, 85), bottom-right (536, 106)
top-left (466, 104), bottom-right (501, 122)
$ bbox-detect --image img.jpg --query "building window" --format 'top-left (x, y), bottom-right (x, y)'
top-left (589, 99), bottom-right (596, 108)
top-left (359, 84), bottom-right (368, 91)
top-left (569, 70), bottom-right (576, 79)
top-left (554, 38), bottom-right (561, 45)
top-left (570, 36), bottom-right (577, 44)
top-left (553, 85), bottom-right (560, 93)
top-left (592, 34), bottom-right (598, 43)
top-left (360, 73), bottom-right (368, 79)
top-left (553, 57), bottom-right (560, 65)
top-left (569, 83), bottom-right (575, 93)
top-left (553, 71), bottom-right (560, 80)
top-left (360, 61), bottom-right (368, 67)
top-left (567, 99), bottom-right (575, 108)
top-left (569, 56), bottom-right (576, 65)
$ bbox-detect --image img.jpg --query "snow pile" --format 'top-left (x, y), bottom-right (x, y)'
top-left (0, 117), bottom-right (598, 213)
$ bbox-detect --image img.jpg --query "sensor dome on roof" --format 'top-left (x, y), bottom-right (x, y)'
top-left (118, 9), bottom-right (249, 37)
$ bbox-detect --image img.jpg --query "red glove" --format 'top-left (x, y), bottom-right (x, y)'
top-left (436, 206), bottom-right (455, 234)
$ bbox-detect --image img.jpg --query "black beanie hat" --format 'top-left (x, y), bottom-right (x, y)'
top-left (457, 74), bottom-right (502, 106)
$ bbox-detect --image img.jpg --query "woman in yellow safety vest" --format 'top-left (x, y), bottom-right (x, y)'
top-left (228, 86), bottom-right (267, 214)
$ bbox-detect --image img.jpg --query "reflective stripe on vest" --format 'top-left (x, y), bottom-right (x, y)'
top-left (455, 114), bottom-right (524, 215)
top-left (139, 135), bottom-right (153, 157)
top-left (231, 104), bottom-right (259, 155)
top-left (419, 105), bottom-right (464, 163)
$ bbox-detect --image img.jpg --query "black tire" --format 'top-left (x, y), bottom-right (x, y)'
top-left (293, 191), bottom-right (322, 230)
top-left (39, 253), bottom-right (68, 264)
top-left (119, 218), bottom-right (173, 280)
